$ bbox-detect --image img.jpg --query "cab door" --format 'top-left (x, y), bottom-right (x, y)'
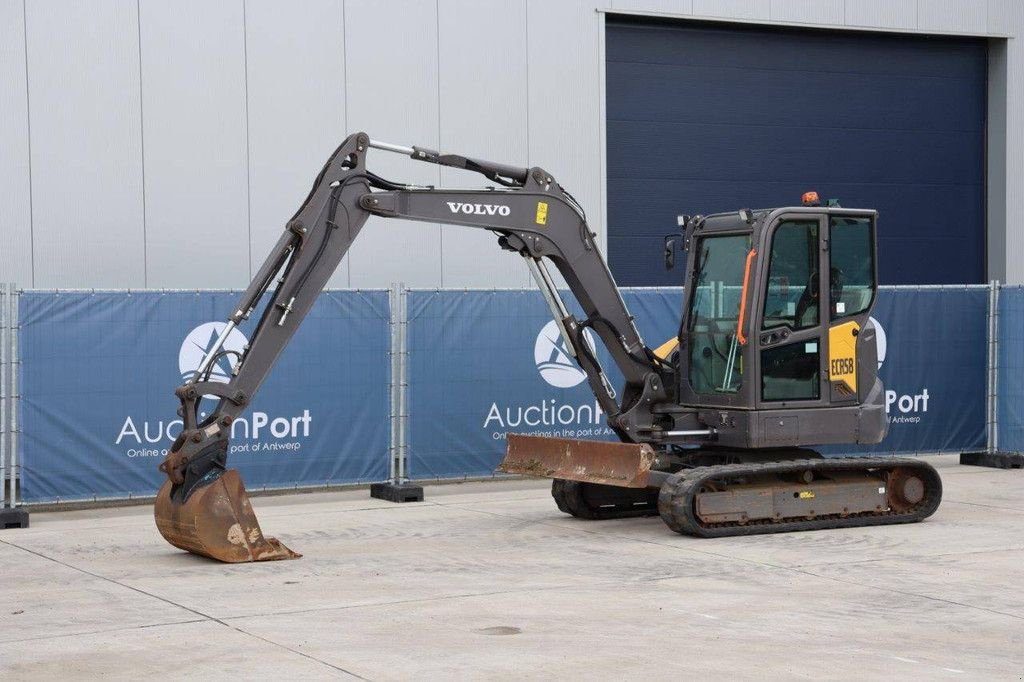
top-left (755, 214), bottom-right (830, 409)
top-left (823, 213), bottom-right (879, 404)
top-left (754, 211), bottom-right (879, 411)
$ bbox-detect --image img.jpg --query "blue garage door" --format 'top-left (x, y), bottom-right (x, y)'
top-left (607, 20), bottom-right (987, 286)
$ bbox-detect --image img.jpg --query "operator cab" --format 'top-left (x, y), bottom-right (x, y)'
top-left (675, 202), bottom-right (880, 426)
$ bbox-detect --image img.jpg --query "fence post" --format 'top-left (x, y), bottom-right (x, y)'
top-left (399, 283), bottom-right (409, 482)
top-left (370, 282), bottom-right (424, 502)
top-left (986, 280), bottom-right (997, 455)
top-left (961, 281), bottom-right (1024, 468)
top-left (0, 284), bottom-right (29, 528)
top-left (991, 281), bottom-right (999, 455)
top-left (1, 283), bottom-right (6, 510)
top-left (388, 283), bottom-right (399, 482)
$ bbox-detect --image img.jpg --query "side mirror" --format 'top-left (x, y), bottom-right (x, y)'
top-left (663, 236), bottom-right (677, 270)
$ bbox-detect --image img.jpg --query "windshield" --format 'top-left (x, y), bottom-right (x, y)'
top-left (687, 233), bottom-right (752, 394)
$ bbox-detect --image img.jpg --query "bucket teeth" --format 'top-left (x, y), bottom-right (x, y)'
top-left (498, 434), bottom-right (656, 488)
top-left (154, 469), bottom-right (300, 563)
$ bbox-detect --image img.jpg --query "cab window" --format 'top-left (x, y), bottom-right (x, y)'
top-left (762, 339), bottom-right (821, 401)
top-left (829, 216), bottom-right (875, 320)
top-left (686, 233), bottom-right (751, 394)
top-left (761, 221), bottom-right (819, 331)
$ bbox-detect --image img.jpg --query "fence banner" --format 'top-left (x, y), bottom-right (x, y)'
top-left (19, 291), bottom-right (390, 503)
top-left (406, 287), bottom-right (987, 480)
top-left (824, 287), bottom-right (988, 456)
top-left (998, 286), bottom-right (1024, 451)
top-left (405, 289), bottom-right (682, 479)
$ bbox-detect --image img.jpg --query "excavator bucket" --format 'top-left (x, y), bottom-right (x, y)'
top-left (498, 434), bottom-right (657, 488)
top-left (154, 469), bottom-right (300, 563)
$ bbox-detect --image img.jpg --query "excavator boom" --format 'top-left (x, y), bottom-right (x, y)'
top-left (155, 132), bottom-right (672, 561)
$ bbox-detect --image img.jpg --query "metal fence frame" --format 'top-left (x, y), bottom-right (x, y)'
top-left (987, 281), bottom-right (1000, 454)
top-left (1, 283), bottom-right (7, 509)
top-left (388, 283), bottom-right (410, 484)
top-left (10, 284), bottom-right (19, 506)
top-left (876, 283), bottom-right (998, 456)
top-left (0, 282), bottom-right (1017, 505)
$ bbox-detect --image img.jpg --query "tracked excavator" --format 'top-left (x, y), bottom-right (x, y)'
top-left (154, 132), bottom-right (942, 562)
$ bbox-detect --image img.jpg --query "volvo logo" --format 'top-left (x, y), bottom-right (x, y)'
top-left (446, 202), bottom-right (511, 217)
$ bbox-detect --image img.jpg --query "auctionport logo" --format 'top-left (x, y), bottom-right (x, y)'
top-left (870, 316), bottom-right (928, 421)
top-left (179, 322), bottom-right (248, 383)
top-left (870, 316), bottom-right (887, 370)
top-left (481, 321), bottom-right (607, 437)
top-left (534, 320), bottom-right (595, 389)
top-left (115, 321), bottom-right (312, 454)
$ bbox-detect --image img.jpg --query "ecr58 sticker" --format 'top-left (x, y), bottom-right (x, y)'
top-left (828, 320), bottom-right (859, 395)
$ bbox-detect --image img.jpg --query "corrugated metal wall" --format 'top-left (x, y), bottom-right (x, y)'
top-left (1, 0), bottom-right (1022, 288)
top-left (606, 20), bottom-right (987, 286)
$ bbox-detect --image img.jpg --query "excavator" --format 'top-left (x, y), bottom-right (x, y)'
top-left (154, 132), bottom-right (942, 562)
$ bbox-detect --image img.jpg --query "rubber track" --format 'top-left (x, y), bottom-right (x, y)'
top-left (657, 457), bottom-right (943, 538)
top-left (551, 479), bottom-right (659, 520)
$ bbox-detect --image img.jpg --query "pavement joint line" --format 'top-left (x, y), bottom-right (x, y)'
top-left (263, 499), bottom-right (472, 520)
top-left (789, 545), bottom-right (1024, 568)
top-left (941, 499), bottom-right (1024, 513)
top-left (0, 618), bottom-right (208, 646)
top-left (780, 563), bottom-right (1024, 622)
top-left (451, 503), bottom-right (1024, 624)
top-left (217, 582), bottom-right (604, 621)
top-left (429, 494), bottom-right (551, 506)
top-left (0, 537), bottom-right (369, 679)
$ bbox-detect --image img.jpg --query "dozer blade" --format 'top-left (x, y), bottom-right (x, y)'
top-left (154, 469), bottom-right (300, 563)
top-left (498, 434), bottom-right (656, 488)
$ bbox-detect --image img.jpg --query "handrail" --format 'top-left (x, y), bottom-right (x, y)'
top-left (736, 248), bottom-right (758, 346)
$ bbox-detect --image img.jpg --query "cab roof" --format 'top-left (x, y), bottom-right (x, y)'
top-left (698, 206), bottom-right (877, 233)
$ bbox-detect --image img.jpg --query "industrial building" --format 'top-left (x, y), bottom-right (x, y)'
top-left (1, 0), bottom-right (1021, 290)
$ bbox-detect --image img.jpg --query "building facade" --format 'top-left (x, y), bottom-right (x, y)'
top-left (1, 0), bottom-right (1021, 289)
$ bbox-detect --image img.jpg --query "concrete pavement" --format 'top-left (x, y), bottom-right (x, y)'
top-left (1, 455), bottom-right (1022, 680)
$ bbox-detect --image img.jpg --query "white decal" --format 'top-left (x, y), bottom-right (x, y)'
top-left (446, 202), bottom-right (511, 217)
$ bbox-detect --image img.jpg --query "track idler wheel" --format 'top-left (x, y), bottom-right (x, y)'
top-left (887, 467), bottom-right (927, 513)
top-left (154, 469), bottom-right (300, 563)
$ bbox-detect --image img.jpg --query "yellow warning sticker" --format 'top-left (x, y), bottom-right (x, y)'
top-left (535, 201), bottom-right (548, 225)
top-left (798, 491), bottom-right (815, 499)
top-left (828, 320), bottom-right (859, 393)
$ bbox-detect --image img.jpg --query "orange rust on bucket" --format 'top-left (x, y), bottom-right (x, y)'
top-left (498, 434), bottom-right (656, 488)
top-left (154, 469), bottom-right (300, 563)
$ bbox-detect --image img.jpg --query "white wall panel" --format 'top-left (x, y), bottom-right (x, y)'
top-left (437, 0), bottom-right (530, 287)
top-left (527, 0), bottom-right (605, 274)
top-left (344, 0), bottom-right (441, 288)
top-left (6, 0), bottom-right (1024, 287)
top-left (987, 0), bottom-right (1018, 34)
top-left (844, 0), bottom-right (916, 30)
top-left (987, 38), bottom-right (1007, 282)
top-left (610, 0), bottom-right (694, 14)
top-left (919, 0), bottom-right (987, 34)
top-left (990, 0), bottom-right (1024, 282)
top-left (693, 0), bottom-right (770, 21)
top-left (139, 0), bottom-right (249, 288)
top-left (0, 0), bottom-right (33, 286)
top-left (25, 0), bottom-right (145, 288)
top-left (769, 0), bottom-right (843, 26)
top-left (986, 0), bottom-right (1022, 282)
top-left (245, 0), bottom-right (347, 287)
